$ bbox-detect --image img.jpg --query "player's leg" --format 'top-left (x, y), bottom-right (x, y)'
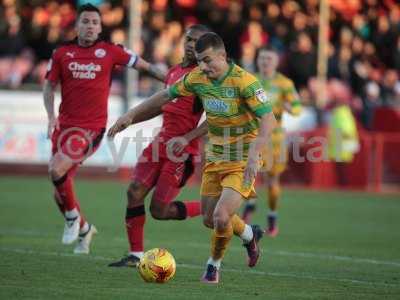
top-left (220, 167), bottom-right (264, 268)
top-left (266, 173), bottom-right (281, 237)
top-left (262, 129), bottom-right (286, 236)
top-left (149, 158), bottom-right (201, 220)
top-left (49, 151), bottom-right (81, 245)
top-left (108, 181), bottom-right (152, 267)
top-left (202, 187), bottom-right (260, 283)
top-left (201, 168), bottom-right (263, 283)
top-left (265, 131), bottom-right (286, 236)
top-left (52, 166), bottom-right (85, 227)
top-left (242, 146), bottom-right (270, 223)
top-left (202, 195), bottom-right (255, 246)
top-left (50, 127), bottom-right (104, 247)
top-left (109, 149), bottom-right (159, 267)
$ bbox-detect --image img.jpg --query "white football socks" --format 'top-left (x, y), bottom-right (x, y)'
top-left (79, 222), bottom-right (89, 235)
top-left (65, 208), bottom-right (79, 220)
top-left (240, 224), bottom-right (254, 243)
top-left (207, 257), bottom-right (221, 269)
top-left (130, 251), bottom-right (144, 259)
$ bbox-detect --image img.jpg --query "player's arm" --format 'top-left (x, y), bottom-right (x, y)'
top-left (242, 80), bottom-right (277, 185)
top-left (107, 73), bottom-right (195, 138)
top-left (43, 48), bottom-right (62, 140)
top-left (107, 89), bottom-right (172, 138)
top-left (283, 81), bottom-right (302, 116)
top-left (43, 79), bottom-right (58, 139)
top-left (113, 44), bottom-right (166, 82)
top-left (244, 112), bottom-right (277, 185)
top-left (134, 57), bottom-right (166, 82)
top-left (43, 80), bottom-right (60, 139)
top-left (184, 120), bottom-right (208, 142)
top-left (166, 120), bottom-right (208, 155)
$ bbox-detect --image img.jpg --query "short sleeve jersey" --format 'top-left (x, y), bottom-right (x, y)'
top-left (160, 63), bottom-right (203, 155)
top-left (46, 39), bottom-right (137, 129)
top-left (257, 72), bottom-right (301, 123)
top-left (168, 63), bottom-right (272, 161)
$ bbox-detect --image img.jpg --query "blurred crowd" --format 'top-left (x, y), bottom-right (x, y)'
top-left (0, 0), bottom-right (399, 129)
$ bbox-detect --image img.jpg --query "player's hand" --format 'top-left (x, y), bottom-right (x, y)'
top-left (243, 158), bottom-right (259, 188)
top-left (107, 115), bottom-right (132, 138)
top-left (47, 116), bottom-right (59, 139)
top-left (166, 137), bottom-right (189, 156)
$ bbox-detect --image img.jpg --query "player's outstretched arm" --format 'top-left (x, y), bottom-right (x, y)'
top-left (166, 120), bottom-right (208, 155)
top-left (134, 57), bottom-right (167, 82)
top-left (43, 79), bottom-right (59, 139)
top-left (283, 100), bottom-right (302, 116)
top-left (244, 112), bottom-right (277, 185)
top-left (107, 89), bottom-right (172, 138)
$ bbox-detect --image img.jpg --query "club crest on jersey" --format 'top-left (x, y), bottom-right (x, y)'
top-left (255, 88), bottom-right (269, 103)
top-left (224, 88), bottom-right (235, 98)
top-left (95, 48), bottom-right (106, 58)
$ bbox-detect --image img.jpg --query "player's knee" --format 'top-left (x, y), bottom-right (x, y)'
top-left (48, 161), bottom-right (67, 181)
top-left (268, 176), bottom-right (279, 187)
top-left (213, 210), bottom-right (229, 231)
top-left (126, 182), bottom-right (145, 207)
top-left (202, 215), bottom-right (214, 229)
top-left (149, 201), bottom-right (169, 220)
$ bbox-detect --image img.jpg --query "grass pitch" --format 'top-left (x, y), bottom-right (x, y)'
top-left (1, 176), bottom-right (399, 299)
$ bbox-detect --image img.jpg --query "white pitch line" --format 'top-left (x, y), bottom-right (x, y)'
top-left (273, 250), bottom-right (400, 268)
top-left (0, 247), bottom-right (399, 288)
top-left (180, 242), bottom-right (400, 268)
top-left (1, 229), bottom-right (400, 268)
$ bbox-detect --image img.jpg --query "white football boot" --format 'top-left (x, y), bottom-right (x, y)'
top-left (73, 225), bottom-right (98, 254)
top-left (62, 216), bottom-right (81, 245)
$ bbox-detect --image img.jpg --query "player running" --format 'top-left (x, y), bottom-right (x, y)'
top-left (242, 45), bottom-right (302, 237)
top-left (107, 24), bottom-right (210, 267)
top-left (108, 32), bottom-right (277, 284)
top-left (43, 4), bottom-right (165, 254)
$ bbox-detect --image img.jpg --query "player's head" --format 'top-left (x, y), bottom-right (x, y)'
top-left (195, 32), bottom-right (227, 80)
top-left (76, 4), bottom-right (102, 45)
top-left (256, 45), bottom-right (279, 75)
top-left (183, 24), bottom-right (210, 64)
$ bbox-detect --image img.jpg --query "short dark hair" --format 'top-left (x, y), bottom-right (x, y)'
top-left (195, 32), bottom-right (225, 53)
top-left (187, 24), bottom-right (211, 34)
top-left (255, 44), bottom-right (279, 64)
top-left (77, 3), bottom-right (101, 18)
top-left (257, 44), bottom-right (279, 56)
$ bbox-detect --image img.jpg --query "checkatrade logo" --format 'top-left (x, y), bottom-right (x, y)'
top-left (68, 62), bottom-right (102, 79)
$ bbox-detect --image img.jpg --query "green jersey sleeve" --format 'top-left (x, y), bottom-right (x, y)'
top-left (241, 79), bottom-right (272, 118)
top-left (168, 73), bottom-right (195, 98)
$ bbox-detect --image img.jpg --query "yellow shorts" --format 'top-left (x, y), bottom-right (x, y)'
top-left (260, 128), bottom-right (288, 176)
top-left (200, 161), bottom-right (257, 199)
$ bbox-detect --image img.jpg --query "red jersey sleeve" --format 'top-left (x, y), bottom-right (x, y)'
top-left (45, 49), bottom-right (61, 83)
top-left (111, 44), bottom-right (138, 67)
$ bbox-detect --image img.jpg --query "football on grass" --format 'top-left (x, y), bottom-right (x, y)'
top-left (138, 248), bottom-right (176, 283)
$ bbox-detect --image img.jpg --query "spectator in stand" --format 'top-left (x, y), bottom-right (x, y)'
top-left (0, 0), bottom-right (399, 114)
top-left (286, 32), bottom-right (316, 89)
top-left (361, 81), bottom-right (382, 130)
top-left (328, 45), bottom-right (352, 82)
top-left (219, 1), bottom-right (243, 61)
top-left (393, 35), bottom-right (400, 76)
top-left (392, 82), bottom-right (400, 108)
top-left (381, 70), bottom-right (400, 107)
top-left (371, 15), bottom-right (396, 67)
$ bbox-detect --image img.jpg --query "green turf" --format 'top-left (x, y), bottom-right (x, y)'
top-left (0, 176), bottom-right (399, 299)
